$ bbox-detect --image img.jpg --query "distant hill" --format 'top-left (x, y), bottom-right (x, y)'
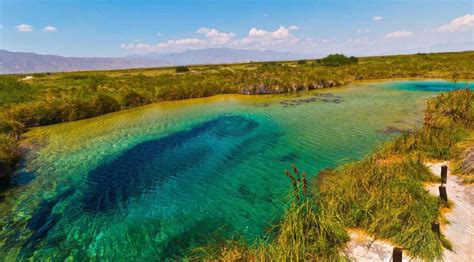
top-left (0, 50), bottom-right (169, 74)
top-left (139, 48), bottom-right (308, 65)
top-left (0, 48), bottom-right (311, 74)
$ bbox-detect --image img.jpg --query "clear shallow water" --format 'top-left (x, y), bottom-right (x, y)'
top-left (0, 80), bottom-right (472, 260)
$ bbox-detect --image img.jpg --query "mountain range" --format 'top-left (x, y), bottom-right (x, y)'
top-left (0, 48), bottom-right (308, 74)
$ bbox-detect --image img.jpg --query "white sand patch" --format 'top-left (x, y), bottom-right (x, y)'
top-left (425, 161), bottom-right (474, 261)
top-left (343, 229), bottom-right (416, 261)
top-left (19, 75), bottom-right (33, 81)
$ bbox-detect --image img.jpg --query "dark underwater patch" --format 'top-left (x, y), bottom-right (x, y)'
top-left (21, 188), bottom-right (75, 256)
top-left (279, 152), bottom-right (299, 162)
top-left (82, 116), bottom-right (259, 213)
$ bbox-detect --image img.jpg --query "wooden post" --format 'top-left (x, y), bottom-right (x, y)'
top-left (441, 165), bottom-right (447, 184)
top-left (439, 185), bottom-right (448, 202)
top-left (431, 222), bottom-right (440, 237)
top-left (393, 247), bottom-right (403, 262)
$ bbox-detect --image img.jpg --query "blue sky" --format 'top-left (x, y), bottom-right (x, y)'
top-left (0, 0), bottom-right (473, 57)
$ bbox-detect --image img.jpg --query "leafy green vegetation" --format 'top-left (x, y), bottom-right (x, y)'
top-left (175, 66), bottom-right (190, 73)
top-left (319, 53), bottom-right (358, 66)
top-left (195, 88), bottom-right (473, 261)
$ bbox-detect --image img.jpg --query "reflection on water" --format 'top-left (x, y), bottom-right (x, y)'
top-left (0, 80), bottom-right (472, 260)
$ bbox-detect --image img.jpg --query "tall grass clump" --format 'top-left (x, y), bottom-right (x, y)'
top-left (0, 133), bottom-right (19, 177)
top-left (277, 166), bottom-right (349, 260)
top-left (316, 154), bottom-right (451, 260)
top-left (0, 116), bottom-right (24, 178)
top-left (452, 134), bottom-right (474, 183)
top-left (425, 88), bottom-right (474, 129)
top-left (386, 89), bottom-right (473, 160)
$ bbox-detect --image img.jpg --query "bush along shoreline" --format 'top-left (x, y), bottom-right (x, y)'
top-left (0, 51), bottom-right (473, 180)
top-left (193, 89), bottom-right (473, 261)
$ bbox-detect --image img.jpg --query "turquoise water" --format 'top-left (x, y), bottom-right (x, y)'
top-left (0, 80), bottom-right (472, 260)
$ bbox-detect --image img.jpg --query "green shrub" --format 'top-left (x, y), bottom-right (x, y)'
top-left (320, 54), bottom-right (358, 67)
top-left (175, 66), bottom-right (190, 73)
top-left (91, 94), bottom-right (120, 114)
top-left (122, 90), bottom-right (146, 107)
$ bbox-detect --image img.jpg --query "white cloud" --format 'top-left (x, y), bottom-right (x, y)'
top-left (240, 26), bottom-right (299, 46)
top-left (197, 27), bottom-right (235, 44)
top-left (123, 28), bottom-right (236, 53)
top-left (17, 24), bottom-right (33, 32)
top-left (357, 28), bottom-right (370, 34)
top-left (121, 38), bottom-right (204, 52)
top-left (385, 30), bottom-right (413, 38)
top-left (42, 26), bottom-right (57, 32)
top-left (248, 26), bottom-right (296, 39)
top-left (373, 16), bottom-right (383, 21)
top-left (122, 25), bottom-right (299, 53)
top-left (437, 14), bottom-right (474, 32)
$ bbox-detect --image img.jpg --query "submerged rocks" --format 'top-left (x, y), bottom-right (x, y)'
top-left (280, 93), bottom-right (343, 107)
top-left (378, 126), bottom-right (413, 135)
top-left (239, 80), bottom-right (347, 95)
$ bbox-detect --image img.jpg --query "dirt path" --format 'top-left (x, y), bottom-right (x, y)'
top-left (343, 229), bottom-right (415, 261)
top-left (425, 162), bottom-right (474, 261)
top-left (343, 162), bottom-right (474, 261)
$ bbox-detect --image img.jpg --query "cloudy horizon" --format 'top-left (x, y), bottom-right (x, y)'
top-left (1, 1), bottom-right (472, 57)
